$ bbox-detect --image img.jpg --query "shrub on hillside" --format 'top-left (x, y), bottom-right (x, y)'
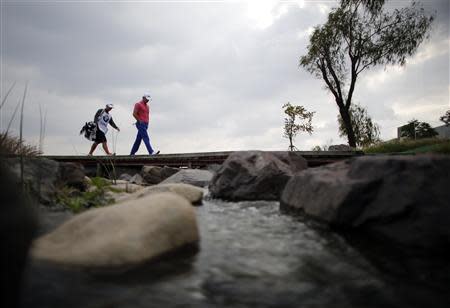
top-left (364, 138), bottom-right (449, 154)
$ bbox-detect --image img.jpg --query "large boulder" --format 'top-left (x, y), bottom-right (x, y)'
top-left (141, 166), bottom-right (179, 185)
top-left (114, 183), bottom-right (204, 205)
top-left (6, 158), bottom-right (87, 204)
top-left (280, 155), bottom-right (450, 255)
top-left (30, 192), bottom-right (199, 268)
top-left (209, 151), bottom-right (307, 201)
top-left (161, 169), bottom-right (213, 187)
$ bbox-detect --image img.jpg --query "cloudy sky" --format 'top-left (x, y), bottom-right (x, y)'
top-left (1, 0), bottom-right (448, 155)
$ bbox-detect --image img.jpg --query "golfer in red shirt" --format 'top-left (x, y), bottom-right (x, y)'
top-left (130, 93), bottom-right (159, 155)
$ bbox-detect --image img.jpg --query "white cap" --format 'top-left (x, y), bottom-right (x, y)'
top-left (106, 103), bottom-right (114, 109)
top-left (143, 93), bottom-right (152, 101)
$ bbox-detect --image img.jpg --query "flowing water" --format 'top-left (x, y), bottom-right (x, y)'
top-left (21, 198), bottom-right (449, 308)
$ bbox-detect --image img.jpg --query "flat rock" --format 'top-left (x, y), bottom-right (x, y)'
top-left (30, 192), bottom-right (199, 268)
top-left (161, 169), bottom-right (213, 187)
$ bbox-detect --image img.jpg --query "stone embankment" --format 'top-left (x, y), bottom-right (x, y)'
top-left (12, 152), bottom-right (449, 268)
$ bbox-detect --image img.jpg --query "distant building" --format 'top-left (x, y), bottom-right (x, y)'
top-left (434, 124), bottom-right (450, 139)
top-left (397, 124), bottom-right (450, 139)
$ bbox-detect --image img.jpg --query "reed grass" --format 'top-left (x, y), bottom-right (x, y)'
top-left (0, 133), bottom-right (41, 156)
top-left (38, 103), bottom-right (47, 153)
top-left (0, 81), bottom-right (16, 111)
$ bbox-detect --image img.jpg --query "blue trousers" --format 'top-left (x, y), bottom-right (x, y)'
top-left (130, 122), bottom-right (154, 155)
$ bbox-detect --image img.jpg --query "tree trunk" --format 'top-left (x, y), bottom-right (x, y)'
top-left (289, 135), bottom-right (294, 151)
top-left (339, 107), bottom-right (357, 148)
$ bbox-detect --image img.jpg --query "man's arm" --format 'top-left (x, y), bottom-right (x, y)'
top-left (133, 104), bottom-right (140, 122)
top-left (133, 111), bottom-right (139, 122)
top-left (109, 118), bottom-right (120, 131)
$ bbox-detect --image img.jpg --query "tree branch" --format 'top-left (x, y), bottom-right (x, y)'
top-left (318, 60), bottom-right (341, 104)
top-left (346, 59), bottom-right (358, 108)
top-left (324, 52), bottom-right (344, 103)
top-left (356, 37), bottom-right (401, 74)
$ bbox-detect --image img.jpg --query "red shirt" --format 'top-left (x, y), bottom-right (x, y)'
top-left (133, 100), bottom-right (150, 123)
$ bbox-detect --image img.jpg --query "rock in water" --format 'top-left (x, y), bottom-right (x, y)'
top-left (280, 155), bottom-right (450, 255)
top-left (30, 192), bottom-right (199, 268)
top-left (209, 151), bottom-right (307, 201)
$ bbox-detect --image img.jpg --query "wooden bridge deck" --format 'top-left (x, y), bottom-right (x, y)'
top-left (43, 151), bottom-right (364, 169)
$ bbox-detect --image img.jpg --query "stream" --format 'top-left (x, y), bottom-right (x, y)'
top-left (21, 198), bottom-right (449, 308)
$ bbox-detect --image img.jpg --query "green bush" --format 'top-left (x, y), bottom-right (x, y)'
top-left (55, 177), bottom-right (121, 213)
top-left (411, 142), bottom-right (450, 154)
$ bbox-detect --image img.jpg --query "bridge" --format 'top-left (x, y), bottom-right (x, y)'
top-left (43, 151), bottom-right (363, 176)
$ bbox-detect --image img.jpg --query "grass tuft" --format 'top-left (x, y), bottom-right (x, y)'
top-left (55, 177), bottom-right (118, 213)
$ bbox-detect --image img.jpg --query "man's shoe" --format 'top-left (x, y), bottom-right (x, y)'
top-left (153, 150), bottom-right (160, 155)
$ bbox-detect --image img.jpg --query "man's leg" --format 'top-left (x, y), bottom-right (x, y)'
top-left (101, 142), bottom-right (112, 155)
top-left (130, 124), bottom-right (143, 155)
top-left (89, 142), bottom-right (99, 155)
top-left (140, 123), bottom-right (154, 154)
